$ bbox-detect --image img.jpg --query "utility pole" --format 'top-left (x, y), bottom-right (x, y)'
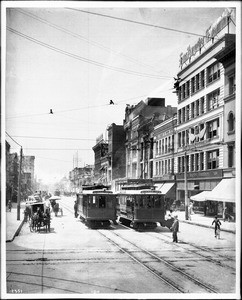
top-left (17, 147), bottom-right (23, 220)
top-left (184, 151), bottom-right (189, 220)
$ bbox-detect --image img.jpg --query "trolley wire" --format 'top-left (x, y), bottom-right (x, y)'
top-left (7, 27), bottom-right (171, 80)
top-left (67, 7), bottom-right (220, 40)
top-left (15, 8), bottom-right (169, 77)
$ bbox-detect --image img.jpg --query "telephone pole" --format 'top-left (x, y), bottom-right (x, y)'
top-left (17, 147), bottom-right (23, 220)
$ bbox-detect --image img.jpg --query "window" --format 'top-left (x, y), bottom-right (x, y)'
top-left (182, 84), bottom-right (185, 99)
top-left (228, 145), bottom-right (234, 167)
top-left (228, 74), bottom-right (235, 95)
top-left (200, 152), bottom-right (204, 170)
top-left (196, 99), bottom-right (200, 116)
top-left (228, 112), bottom-right (235, 132)
top-left (186, 81), bottom-right (190, 97)
top-left (207, 63), bottom-right (220, 83)
top-left (195, 153), bottom-right (199, 171)
top-left (178, 157), bottom-right (181, 173)
top-left (182, 131), bottom-right (185, 146)
top-left (201, 97), bottom-right (205, 114)
top-left (196, 74), bottom-right (200, 90)
top-left (207, 89), bottom-right (220, 111)
top-left (191, 154), bottom-right (195, 171)
top-left (178, 132), bottom-right (181, 147)
top-left (159, 140), bottom-right (161, 154)
top-left (186, 130), bottom-right (189, 145)
top-left (185, 155), bottom-right (189, 172)
top-left (178, 109), bottom-right (182, 124)
top-left (207, 150), bottom-right (219, 169)
top-left (191, 102), bottom-right (195, 119)
top-left (200, 70), bottom-right (205, 88)
top-left (155, 140), bottom-right (158, 156)
top-left (191, 77), bottom-right (195, 93)
top-left (186, 105), bottom-right (190, 121)
top-left (208, 119), bottom-right (219, 139)
top-left (182, 107), bottom-right (185, 122)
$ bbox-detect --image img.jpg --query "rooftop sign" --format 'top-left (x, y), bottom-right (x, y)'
top-left (179, 8), bottom-right (235, 69)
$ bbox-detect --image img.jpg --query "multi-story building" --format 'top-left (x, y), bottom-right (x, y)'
top-left (153, 115), bottom-right (177, 209)
top-left (69, 165), bottom-right (94, 192)
top-left (92, 134), bottom-right (108, 185)
top-left (123, 97), bottom-right (177, 187)
top-left (22, 155), bottom-right (35, 198)
top-left (106, 123), bottom-right (126, 187)
top-left (175, 8), bottom-right (236, 217)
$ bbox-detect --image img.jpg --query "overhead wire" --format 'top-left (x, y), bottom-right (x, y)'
top-left (15, 8), bottom-right (169, 77)
top-left (10, 135), bottom-right (96, 141)
top-left (67, 8), bottom-right (220, 40)
top-left (7, 27), bottom-right (171, 80)
top-left (6, 93), bottom-right (147, 119)
top-left (5, 131), bottom-right (22, 147)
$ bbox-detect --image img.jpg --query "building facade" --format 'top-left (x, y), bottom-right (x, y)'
top-left (175, 8), bottom-right (236, 217)
top-left (124, 98), bottom-right (177, 182)
top-left (153, 115), bottom-right (177, 209)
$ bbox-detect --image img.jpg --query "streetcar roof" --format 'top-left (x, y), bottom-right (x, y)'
top-left (116, 189), bottom-right (162, 195)
top-left (78, 189), bottom-right (113, 195)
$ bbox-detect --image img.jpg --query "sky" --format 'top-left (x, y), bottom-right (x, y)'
top-left (2, 1), bottom-right (240, 184)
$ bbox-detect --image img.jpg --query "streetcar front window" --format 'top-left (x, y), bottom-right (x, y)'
top-left (99, 196), bottom-right (106, 208)
top-left (154, 196), bottom-right (161, 208)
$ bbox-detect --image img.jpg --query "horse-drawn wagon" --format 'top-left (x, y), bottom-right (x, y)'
top-left (26, 199), bottom-right (51, 233)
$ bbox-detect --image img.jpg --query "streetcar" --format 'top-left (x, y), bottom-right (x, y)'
top-left (76, 185), bottom-right (117, 228)
top-left (116, 186), bottom-right (173, 230)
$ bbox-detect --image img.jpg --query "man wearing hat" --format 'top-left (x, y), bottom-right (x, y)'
top-left (170, 214), bottom-right (179, 243)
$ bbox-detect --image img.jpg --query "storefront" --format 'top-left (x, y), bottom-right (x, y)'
top-left (190, 177), bottom-right (235, 218)
top-left (176, 169), bottom-right (223, 215)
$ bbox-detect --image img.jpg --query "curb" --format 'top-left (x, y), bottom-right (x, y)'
top-left (6, 219), bottom-right (25, 242)
top-left (179, 219), bottom-right (236, 234)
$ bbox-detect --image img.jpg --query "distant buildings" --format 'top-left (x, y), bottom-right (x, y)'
top-left (5, 144), bottom-right (36, 202)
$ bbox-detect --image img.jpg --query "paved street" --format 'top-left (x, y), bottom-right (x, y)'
top-left (4, 197), bottom-right (237, 297)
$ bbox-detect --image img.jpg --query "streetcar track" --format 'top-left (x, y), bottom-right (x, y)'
top-left (7, 271), bottom-right (130, 293)
top-left (145, 231), bottom-right (236, 271)
top-left (119, 222), bottom-right (235, 266)
top-left (97, 229), bottom-right (219, 294)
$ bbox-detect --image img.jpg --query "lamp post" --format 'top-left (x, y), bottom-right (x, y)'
top-left (184, 151), bottom-right (189, 220)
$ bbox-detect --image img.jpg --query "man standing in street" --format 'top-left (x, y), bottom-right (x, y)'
top-left (170, 214), bottom-right (179, 243)
top-left (74, 201), bottom-right (78, 218)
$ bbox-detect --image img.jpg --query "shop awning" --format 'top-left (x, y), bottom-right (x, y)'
top-left (190, 191), bottom-right (211, 202)
top-left (155, 183), bottom-right (174, 195)
top-left (205, 178), bottom-right (235, 203)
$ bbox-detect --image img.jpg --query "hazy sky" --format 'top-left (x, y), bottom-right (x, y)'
top-left (2, 1), bottom-right (238, 184)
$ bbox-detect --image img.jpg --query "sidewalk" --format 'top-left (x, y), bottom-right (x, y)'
top-left (175, 210), bottom-right (236, 234)
top-left (5, 203), bottom-right (236, 242)
top-left (5, 202), bottom-right (25, 242)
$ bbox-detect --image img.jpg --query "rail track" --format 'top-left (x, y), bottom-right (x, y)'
top-left (97, 229), bottom-right (219, 293)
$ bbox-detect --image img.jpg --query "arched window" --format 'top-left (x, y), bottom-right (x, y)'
top-left (228, 112), bottom-right (235, 132)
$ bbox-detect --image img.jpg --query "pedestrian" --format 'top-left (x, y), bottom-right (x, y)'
top-left (190, 201), bottom-right (194, 214)
top-left (188, 203), bottom-right (192, 220)
top-left (24, 207), bottom-right (29, 222)
top-left (74, 201), bottom-right (78, 218)
top-left (223, 206), bottom-right (231, 222)
top-left (45, 209), bottom-right (51, 232)
top-left (7, 200), bottom-right (12, 212)
top-left (212, 215), bottom-right (221, 239)
top-left (170, 214), bottom-right (179, 243)
top-left (54, 202), bottom-right (59, 217)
